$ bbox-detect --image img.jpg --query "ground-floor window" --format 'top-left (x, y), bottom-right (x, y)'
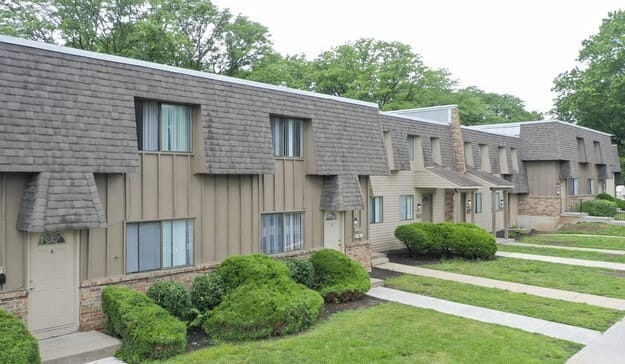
top-left (369, 196), bottom-right (383, 223)
top-left (261, 212), bottom-right (304, 254)
top-left (495, 191), bottom-right (503, 211)
top-left (475, 192), bottom-right (483, 213)
top-left (588, 179), bottom-right (596, 194)
top-left (126, 219), bottom-right (193, 273)
top-left (568, 178), bottom-right (579, 195)
top-left (400, 195), bottom-right (414, 221)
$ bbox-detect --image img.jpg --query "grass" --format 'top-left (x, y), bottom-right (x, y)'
top-left (558, 222), bottom-right (625, 236)
top-left (520, 234), bottom-right (625, 251)
top-left (385, 274), bottom-right (623, 331)
top-left (499, 244), bottom-right (625, 263)
top-left (423, 257), bottom-right (625, 299)
top-left (153, 303), bottom-right (581, 364)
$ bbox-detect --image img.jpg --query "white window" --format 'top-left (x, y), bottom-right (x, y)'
top-left (271, 117), bottom-right (302, 157)
top-left (126, 219), bottom-right (193, 273)
top-left (568, 178), bottom-right (579, 195)
top-left (369, 196), bottom-right (383, 224)
top-left (475, 192), bottom-right (483, 213)
top-left (407, 136), bottom-right (415, 161)
top-left (136, 100), bottom-right (192, 152)
top-left (495, 191), bottom-right (503, 211)
top-left (261, 212), bottom-right (304, 254)
top-left (400, 195), bottom-right (414, 221)
top-left (588, 179), bottom-right (596, 194)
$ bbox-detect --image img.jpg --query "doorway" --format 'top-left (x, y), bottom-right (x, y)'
top-left (323, 211), bottom-right (344, 251)
top-left (422, 193), bottom-right (433, 222)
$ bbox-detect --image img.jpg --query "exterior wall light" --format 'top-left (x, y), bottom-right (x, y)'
top-left (556, 183), bottom-right (561, 196)
top-left (416, 203), bottom-right (422, 213)
top-left (466, 199), bottom-right (472, 211)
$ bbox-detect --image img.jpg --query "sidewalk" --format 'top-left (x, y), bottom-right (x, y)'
top-left (567, 318), bottom-right (625, 364)
top-left (496, 251), bottom-right (625, 271)
top-left (377, 262), bottom-right (625, 310)
top-left (367, 286), bottom-right (601, 345)
top-left (498, 241), bottom-right (625, 255)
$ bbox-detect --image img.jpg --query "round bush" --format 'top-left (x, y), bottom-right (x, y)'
top-left (191, 272), bottom-right (226, 312)
top-left (395, 224), bottom-right (430, 256)
top-left (0, 309), bottom-right (40, 364)
top-left (597, 193), bottom-right (616, 202)
top-left (310, 249), bottom-right (371, 303)
top-left (146, 280), bottom-right (193, 320)
top-left (590, 199), bottom-right (617, 217)
top-left (204, 277), bottom-right (323, 341)
top-left (284, 258), bottom-right (315, 288)
top-left (579, 200), bottom-right (595, 213)
top-left (216, 254), bottom-right (291, 291)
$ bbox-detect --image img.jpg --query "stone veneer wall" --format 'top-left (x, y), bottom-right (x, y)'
top-left (518, 196), bottom-right (562, 216)
top-left (344, 240), bottom-right (371, 272)
top-left (445, 190), bottom-right (455, 221)
top-left (0, 289), bottom-right (28, 324)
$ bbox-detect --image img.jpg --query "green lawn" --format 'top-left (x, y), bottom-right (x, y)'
top-left (499, 244), bottom-right (625, 263)
top-left (423, 257), bottom-right (625, 299)
top-left (153, 303), bottom-right (581, 364)
top-left (385, 274), bottom-right (623, 331)
top-left (520, 234), bottom-right (625, 251)
top-left (558, 223), bottom-right (625, 236)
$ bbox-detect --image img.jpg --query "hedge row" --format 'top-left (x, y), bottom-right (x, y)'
top-left (102, 286), bottom-right (186, 364)
top-left (310, 249), bottom-right (371, 303)
top-left (0, 309), bottom-right (40, 364)
top-left (395, 222), bottom-right (497, 259)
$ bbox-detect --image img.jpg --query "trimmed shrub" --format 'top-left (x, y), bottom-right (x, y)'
top-left (216, 254), bottom-right (291, 292)
top-left (590, 199), bottom-right (617, 217)
top-left (597, 193), bottom-right (616, 202)
top-left (191, 272), bottom-right (226, 312)
top-left (579, 200), bottom-right (595, 213)
top-left (394, 222), bottom-right (497, 260)
top-left (284, 258), bottom-right (315, 288)
top-left (310, 249), bottom-right (371, 303)
top-left (102, 286), bottom-right (186, 364)
top-left (204, 277), bottom-right (323, 340)
top-left (0, 309), bottom-right (40, 364)
top-left (616, 198), bottom-right (625, 211)
top-left (147, 280), bottom-right (193, 320)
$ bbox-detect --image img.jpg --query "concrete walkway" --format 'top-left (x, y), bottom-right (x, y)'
top-left (377, 262), bottom-right (625, 310)
top-left (367, 286), bottom-right (601, 345)
top-left (548, 233), bottom-right (625, 239)
top-left (498, 241), bottom-right (625, 255)
top-left (496, 251), bottom-right (625, 271)
top-left (567, 318), bottom-right (625, 364)
top-left (39, 331), bottom-right (121, 364)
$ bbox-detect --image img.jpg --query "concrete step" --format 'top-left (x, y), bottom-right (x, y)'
top-left (370, 278), bottom-right (385, 288)
top-left (371, 252), bottom-right (389, 267)
top-left (40, 331), bottom-right (122, 364)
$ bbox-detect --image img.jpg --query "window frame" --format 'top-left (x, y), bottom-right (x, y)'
top-left (260, 211), bottom-right (305, 254)
top-left (474, 192), bottom-right (483, 214)
top-left (136, 99), bottom-right (193, 153)
top-left (125, 218), bottom-right (194, 274)
top-left (587, 178), bottom-right (596, 195)
top-left (270, 116), bottom-right (304, 158)
top-left (369, 196), bottom-right (383, 224)
top-left (400, 195), bottom-right (414, 221)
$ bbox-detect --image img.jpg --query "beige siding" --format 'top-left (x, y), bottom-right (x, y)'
top-left (84, 157), bottom-right (324, 280)
top-left (526, 161), bottom-right (558, 196)
top-left (0, 174), bottom-right (28, 292)
top-left (432, 189), bottom-right (446, 222)
top-left (509, 194), bottom-right (519, 226)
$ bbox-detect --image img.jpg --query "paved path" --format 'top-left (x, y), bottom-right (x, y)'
top-left (548, 233), bottom-right (625, 239)
top-left (87, 358), bottom-right (126, 364)
top-left (367, 286), bottom-right (601, 345)
top-left (567, 318), bottom-right (625, 364)
top-left (496, 251), bottom-right (625, 271)
top-left (498, 241), bottom-right (625, 255)
top-left (377, 262), bottom-right (625, 310)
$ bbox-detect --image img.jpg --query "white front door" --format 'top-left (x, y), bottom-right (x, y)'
top-left (29, 231), bottom-right (79, 339)
top-left (323, 211), bottom-right (344, 251)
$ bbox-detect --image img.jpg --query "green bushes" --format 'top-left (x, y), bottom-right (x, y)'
top-left (395, 222), bottom-right (497, 260)
top-left (590, 199), bottom-right (617, 217)
top-left (0, 309), bottom-right (40, 364)
top-left (578, 200), bottom-right (595, 213)
top-left (102, 286), bottom-right (186, 364)
top-left (191, 272), bottom-right (225, 312)
top-left (310, 249), bottom-right (371, 303)
top-left (285, 258), bottom-right (315, 288)
top-left (203, 254), bottom-right (323, 341)
top-left (147, 280), bottom-right (193, 320)
top-left (597, 193), bottom-right (616, 202)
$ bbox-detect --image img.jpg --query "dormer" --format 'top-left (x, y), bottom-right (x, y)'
top-left (577, 137), bottom-right (587, 163)
top-left (479, 144), bottom-right (491, 172)
top-left (384, 131), bottom-right (395, 171)
top-left (464, 142), bottom-right (474, 168)
top-left (409, 135), bottom-right (425, 170)
top-left (498, 147), bottom-right (509, 174)
top-left (431, 137), bottom-right (442, 166)
top-left (593, 141), bottom-right (603, 163)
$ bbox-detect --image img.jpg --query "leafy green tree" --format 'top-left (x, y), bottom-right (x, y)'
top-left (242, 53), bottom-right (315, 90)
top-left (553, 10), bottom-right (625, 152)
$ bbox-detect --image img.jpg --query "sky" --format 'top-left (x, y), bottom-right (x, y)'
top-left (212, 0), bottom-right (624, 115)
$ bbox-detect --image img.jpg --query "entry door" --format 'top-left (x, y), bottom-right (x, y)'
top-left (324, 211), bottom-right (344, 251)
top-left (422, 193), bottom-right (433, 222)
top-left (29, 231), bottom-right (79, 339)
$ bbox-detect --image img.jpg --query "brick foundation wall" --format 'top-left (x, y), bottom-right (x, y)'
top-left (0, 289), bottom-right (28, 325)
top-left (518, 196), bottom-right (561, 216)
top-left (445, 190), bottom-right (455, 221)
top-left (344, 240), bottom-right (371, 272)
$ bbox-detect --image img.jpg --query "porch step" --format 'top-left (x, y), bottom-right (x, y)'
top-left (39, 331), bottom-right (122, 364)
top-left (371, 252), bottom-right (389, 267)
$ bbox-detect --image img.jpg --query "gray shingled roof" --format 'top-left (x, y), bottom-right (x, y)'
top-left (0, 36), bottom-right (387, 176)
top-left (428, 166), bottom-right (483, 188)
top-left (320, 175), bottom-right (364, 211)
top-left (467, 168), bottom-right (513, 188)
top-left (17, 172), bottom-right (105, 232)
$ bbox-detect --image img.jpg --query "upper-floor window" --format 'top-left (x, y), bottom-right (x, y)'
top-left (271, 116), bottom-right (302, 158)
top-left (400, 195), bottom-right (414, 221)
top-left (431, 137), bottom-right (442, 165)
top-left (136, 100), bottom-right (192, 152)
top-left (261, 212), bottom-right (304, 254)
top-left (407, 135), bottom-right (415, 161)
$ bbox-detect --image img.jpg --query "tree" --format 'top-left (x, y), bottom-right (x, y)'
top-left (241, 53), bottom-right (315, 90)
top-left (553, 10), bottom-right (625, 153)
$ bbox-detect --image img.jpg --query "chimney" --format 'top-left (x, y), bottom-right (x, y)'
top-left (449, 106), bottom-right (466, 174)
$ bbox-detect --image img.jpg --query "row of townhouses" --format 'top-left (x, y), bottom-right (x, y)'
top-left (0, 35), bottom-right (621, 339)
